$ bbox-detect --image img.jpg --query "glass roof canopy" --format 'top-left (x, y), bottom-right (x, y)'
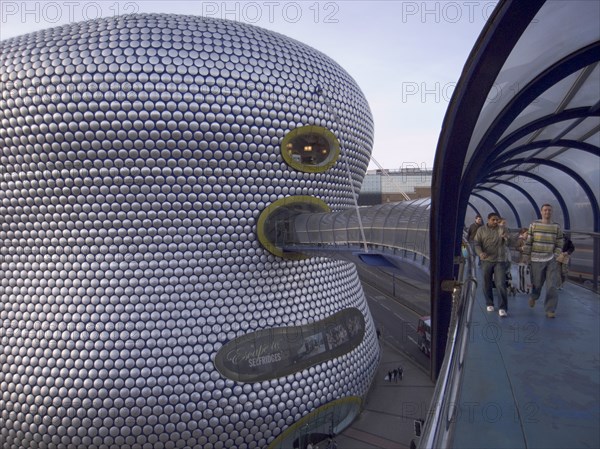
top-left (430, 0), bottom-right (600, 376)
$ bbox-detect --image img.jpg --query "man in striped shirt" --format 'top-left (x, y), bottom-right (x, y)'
top-left (522, 204), bottom-right (564, 318)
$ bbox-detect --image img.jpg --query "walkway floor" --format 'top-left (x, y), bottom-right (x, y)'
top-left (452, 272), bottom-right (600, 449)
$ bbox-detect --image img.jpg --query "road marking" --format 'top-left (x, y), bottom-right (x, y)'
top-left (379, 303), bottom-right (393, 313)
top-left (372, 298), bottom-right (410, 324)
top-left (343, 427), bottom-right (405, 449)
top-left (380, 302), bottom-right (404, 319)
top-left (370, 292), bottom-right (420, 315)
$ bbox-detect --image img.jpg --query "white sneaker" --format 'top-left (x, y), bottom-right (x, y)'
top-left (499, 309), bottom-right (507, 317)
top-left (487, 306), bottom-right (494, 312)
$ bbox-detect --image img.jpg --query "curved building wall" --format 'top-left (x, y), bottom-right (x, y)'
top-left (0, 14), bottom-right (378, 449)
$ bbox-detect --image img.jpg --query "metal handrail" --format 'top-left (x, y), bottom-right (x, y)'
top-left (419, 243), bottom-right (478, 448)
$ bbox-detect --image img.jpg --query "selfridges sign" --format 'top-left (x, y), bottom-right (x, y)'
top-left (215, 308), bottom-right (366, 382)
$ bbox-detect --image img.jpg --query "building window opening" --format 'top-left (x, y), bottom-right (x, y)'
top-left (281, 125), bottom-right (340, 173)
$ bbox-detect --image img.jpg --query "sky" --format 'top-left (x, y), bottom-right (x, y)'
top-left (0, 0), bottom-right (498, 170)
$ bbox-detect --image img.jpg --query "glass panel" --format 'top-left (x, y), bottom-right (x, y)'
top-left (380, 203), bottom-right (400, 251)
top-left (463, 1), bottom-right (600, 172)
top-left (584, 132), bottom-right (600, 147)
top-left (510, 163), bottom-right (579, 229)
top-left (334, 212), bottom-right (349, 244)
top-left (534, 118), bottom-right (582, 142)
top-left (390, 202), bottom-right (408, 250)
top-left (484, 183), bottom-right (528, 229)
top-left (371, 203), bottom-right (392, 245)
top-left (293, 214), bottom-right (310, 243)
top-left (465, 205), bottom-right (478, 220)
top-left (501, 131), bottom-right (539, 153)
top-left (416, 199), bottom-right (431, 256)
top-left (319, 212), bottom-right (336, 244)
top-left (467, 196), bottom-right (492, 223)
top-left (564, 117), bottom-right (600, 141)
top-left (343, 209), bottom-right (361, 244)
top-left (567, 64), bottom-right (600, 109)
top-left (499, 71), bottom-right (581, 141)
top-left (552, 150), bottom-right (599, 230)
top-left (407, 202), bottom-right (425, 255)
top-left (404, 202), bottom-right (419, 248)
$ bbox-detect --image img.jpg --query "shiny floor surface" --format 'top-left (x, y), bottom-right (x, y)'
top-left (451, 269), bottom-right (600, 449)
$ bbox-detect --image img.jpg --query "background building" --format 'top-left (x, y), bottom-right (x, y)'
top-left (358, 167), bottom-right (433, 205)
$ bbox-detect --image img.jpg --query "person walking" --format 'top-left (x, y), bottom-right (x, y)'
top-left (516, 228), bottom-right (532, 293)
top-left (522, 204), bottom-right (564, 318)
top-left (498, 218), bottom-right (513, 267)
top-left (498, 218), bottom-right (513, 293)
top-left (326, 436), bottom-right (337, 449)
top-left (474, 212), bottom-right (509, 317)
top-left (557, 234), bottom-right (575, 289)
top-left (467, 215), bottom-right (483, 265)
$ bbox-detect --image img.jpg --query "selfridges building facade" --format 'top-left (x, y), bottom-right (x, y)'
top-left (0, 14), bottom-right (378, 449)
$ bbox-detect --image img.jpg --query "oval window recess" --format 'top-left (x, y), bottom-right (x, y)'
top-left (281, 125), bottom-right (340, 173)
top-left (266, 396), bottom-right (362, 449)
top-left (257, 195), bottom-right (330, 259)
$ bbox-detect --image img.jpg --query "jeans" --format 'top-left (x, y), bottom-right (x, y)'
top-left (482, 260), bottom-right (508, 311)
top-left (530, 259), bottom-right (559, 312)
top-left (558, 258), bottom-right (570, 286)
top-left (469, 242), bottom-right (481, 266)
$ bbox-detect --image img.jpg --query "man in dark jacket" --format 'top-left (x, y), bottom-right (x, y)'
top-left (467, 215), bottom-right (483, 265)
top-left (475, 213), bottom-right (509, 317)
top-left (557, 235), bottom-right (575, 289)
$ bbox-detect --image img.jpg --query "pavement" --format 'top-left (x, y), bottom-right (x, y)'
top-left (334, 336), bottom-right (436, 449)
top-left (307, 266), bottom-right (436, 449)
